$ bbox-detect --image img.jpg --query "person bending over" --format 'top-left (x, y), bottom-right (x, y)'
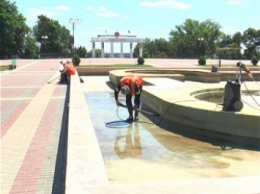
top-left (114, 74), bottom-right (143, 122)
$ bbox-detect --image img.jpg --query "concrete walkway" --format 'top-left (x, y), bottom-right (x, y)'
top-left (1, 59), bottom-right (260, 194)
top-left (78, 76), bottom-right (260, 194)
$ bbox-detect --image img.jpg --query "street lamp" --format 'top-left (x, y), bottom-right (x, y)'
top-left (41, 35), bottom-right (48, 58)
top-left (69, 18), bottom-right (81, 57)
top-left (198, 37), bottom-right (204, 57)
top-left (42, 35), bottom-right (48, 40)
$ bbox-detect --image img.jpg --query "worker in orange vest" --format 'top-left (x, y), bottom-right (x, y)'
top-left (114, 74), bottom-right (143, 122)
top-left (59, 60), bottom-right (76, 83)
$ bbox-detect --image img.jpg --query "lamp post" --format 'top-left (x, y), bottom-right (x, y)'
top-left (41, 35), bottom-right (48, 58)
top-left (69, 18), bottom-right (81, 57)
top-left (198, 37), bottom-right (204, 57)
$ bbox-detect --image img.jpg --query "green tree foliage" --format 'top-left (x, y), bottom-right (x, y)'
top-left (133, 38), bottom-right (172, 58)
top-left (216, 33), bottom-right (242, 59)
top-left (87, 49), bottom-right (102, 58)
top-left (216, 48), bottom-right (241, 59)
top-left (0, 0), bottom-right (30, 58)
top-left (137, 20), bottom-right (258, 60)
top-left (72, 54), bottom-right (81, 66)
top-left (33, 15), bottom-right (73, 58)
top-left (242, 28), bottom-right (260, 59)
top-left (133, 38), bottom-right (154, 58)
top-left (232, 32), bottom-right (242, 47)
top-left (20, 33), bottom-right (39, 58)
top-left (169, 19), bottom-right (221, 58)
top-left (75, 46), bottom-right (87, 58)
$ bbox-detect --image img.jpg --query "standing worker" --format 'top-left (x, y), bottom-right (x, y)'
top-left (114, 74), bottom-right (143, 122)
top-left (59, 60), bottom-right (76, 84)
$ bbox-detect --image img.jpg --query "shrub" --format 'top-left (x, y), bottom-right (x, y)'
top-left (198, 56), bottom-right (206, 65)
top-left (251, 56), bottom-right (259, 66)
top-left (137, 57), bottom-right (145, 65)
top-left (72, 54), bottom-right (81, 66)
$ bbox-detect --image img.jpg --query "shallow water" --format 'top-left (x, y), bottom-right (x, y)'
top-left (85, 91), bottom-right (260, 183)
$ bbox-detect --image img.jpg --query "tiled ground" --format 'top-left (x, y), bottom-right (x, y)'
top-left (1, 60), bottom-right (68, 194)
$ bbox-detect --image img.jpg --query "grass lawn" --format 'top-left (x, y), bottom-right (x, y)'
top-left (78, 64), bottom-right (153, 68)
top-left (0, 65), bottom-right (9, 71)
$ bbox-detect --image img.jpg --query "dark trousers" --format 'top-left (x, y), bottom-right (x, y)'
top-left (126, 94), bottom-right (141, 118)
top-left (60, 73), bottom-right (68, 83)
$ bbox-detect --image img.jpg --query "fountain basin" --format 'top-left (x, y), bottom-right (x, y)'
top-left (109, 69), bottom-right (260, 148)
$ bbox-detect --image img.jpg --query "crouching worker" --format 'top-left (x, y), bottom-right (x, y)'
top-left (59, 60), bottom-right (76, 84)
top-left (114, 74), bottom-right (143, 122)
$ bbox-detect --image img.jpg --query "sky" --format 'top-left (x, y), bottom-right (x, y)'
top-left (13, 0), bottom-right (260, 52)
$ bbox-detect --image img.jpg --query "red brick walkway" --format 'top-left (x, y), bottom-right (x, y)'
top-left (1, 59), bottom-right (68, 194)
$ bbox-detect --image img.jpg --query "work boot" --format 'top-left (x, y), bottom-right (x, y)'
top-left (126, 116), bottom-right (133, 122)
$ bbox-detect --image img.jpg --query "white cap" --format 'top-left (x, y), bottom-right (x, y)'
top-left (60, 60), bottom-right (66, 65)
top-left (121, 85), bottom-right (130, 95)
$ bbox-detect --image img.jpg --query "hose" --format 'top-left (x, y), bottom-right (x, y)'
top-left (241, 73), bottom-right (260, 108)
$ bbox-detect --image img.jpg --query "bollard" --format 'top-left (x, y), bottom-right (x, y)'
top-left (218, 59), bottom-right (221, 67)
top-left (211, 65), bottom-right (218, 72)
top-left (12, 58), bottom-right (17, 69)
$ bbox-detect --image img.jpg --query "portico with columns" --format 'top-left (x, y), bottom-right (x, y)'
top-left (90, 32), bottom-right (143, 58)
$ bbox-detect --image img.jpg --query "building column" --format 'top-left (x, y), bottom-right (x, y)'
top-left (92, 42), bottom-right (96, 58)
top-left (130, 43), bottom-right (133, 58)
top-left (101, 42), bottom-right (105, 58)
top-left (120, 42), bottom-right (123, 58)
top-left (110, 42), bottom-right (114, 58)
top-left (139, 43), bottom-right (143, 57)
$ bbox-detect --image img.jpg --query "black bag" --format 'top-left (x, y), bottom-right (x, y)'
top-left (222, 80), bottom-right (243, 111)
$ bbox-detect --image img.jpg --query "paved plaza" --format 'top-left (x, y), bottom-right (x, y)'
top-left (1, 59), bottom-right (260, 194)
top-left (1, 59), bottom-right (67, 194)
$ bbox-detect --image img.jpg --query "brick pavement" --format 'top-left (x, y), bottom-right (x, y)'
top-left (1, 60), bottom-right (68, 194)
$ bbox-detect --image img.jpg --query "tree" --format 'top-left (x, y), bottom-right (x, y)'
top-left (33, 15), bottom-right (73, 58)
top-left (133, 38), bottom-right (172, 58)
top-left (154, 38), bottom-right (172, 58)
top-left (242, 28), bottom-right (260, 59)
top-left (20, 32), bottom-right (39, 58)
top-left (232, 32), bottom-right (242, 47)
top-left (169, 19), bottom-right (200, 58)
top-left (216, 33), bottom-right (242, 59)
top-left (199, 19), bottom-right (222, 57)
top-left (133, 38), bottom-right (152, 58)
top-left (169, 19), bottom-right (222, 58)
top-left (88, 49), bottom-right (101, 58)
top-left (0, 0), bottom-right (30, 58)
top-left (75, 46), bottom-right (87, 58)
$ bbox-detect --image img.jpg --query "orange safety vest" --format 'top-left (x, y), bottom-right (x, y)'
top-left (65, 63), bottom-right (75, 75)
top-left (119, 74), bottom-right (143, 95)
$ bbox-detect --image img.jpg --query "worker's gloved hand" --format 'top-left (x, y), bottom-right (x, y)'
top-left (133, 105), bottom-right (138, 111)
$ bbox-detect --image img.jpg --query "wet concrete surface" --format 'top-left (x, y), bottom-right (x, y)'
top-left (82, 76), bottom-right (260, 183)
